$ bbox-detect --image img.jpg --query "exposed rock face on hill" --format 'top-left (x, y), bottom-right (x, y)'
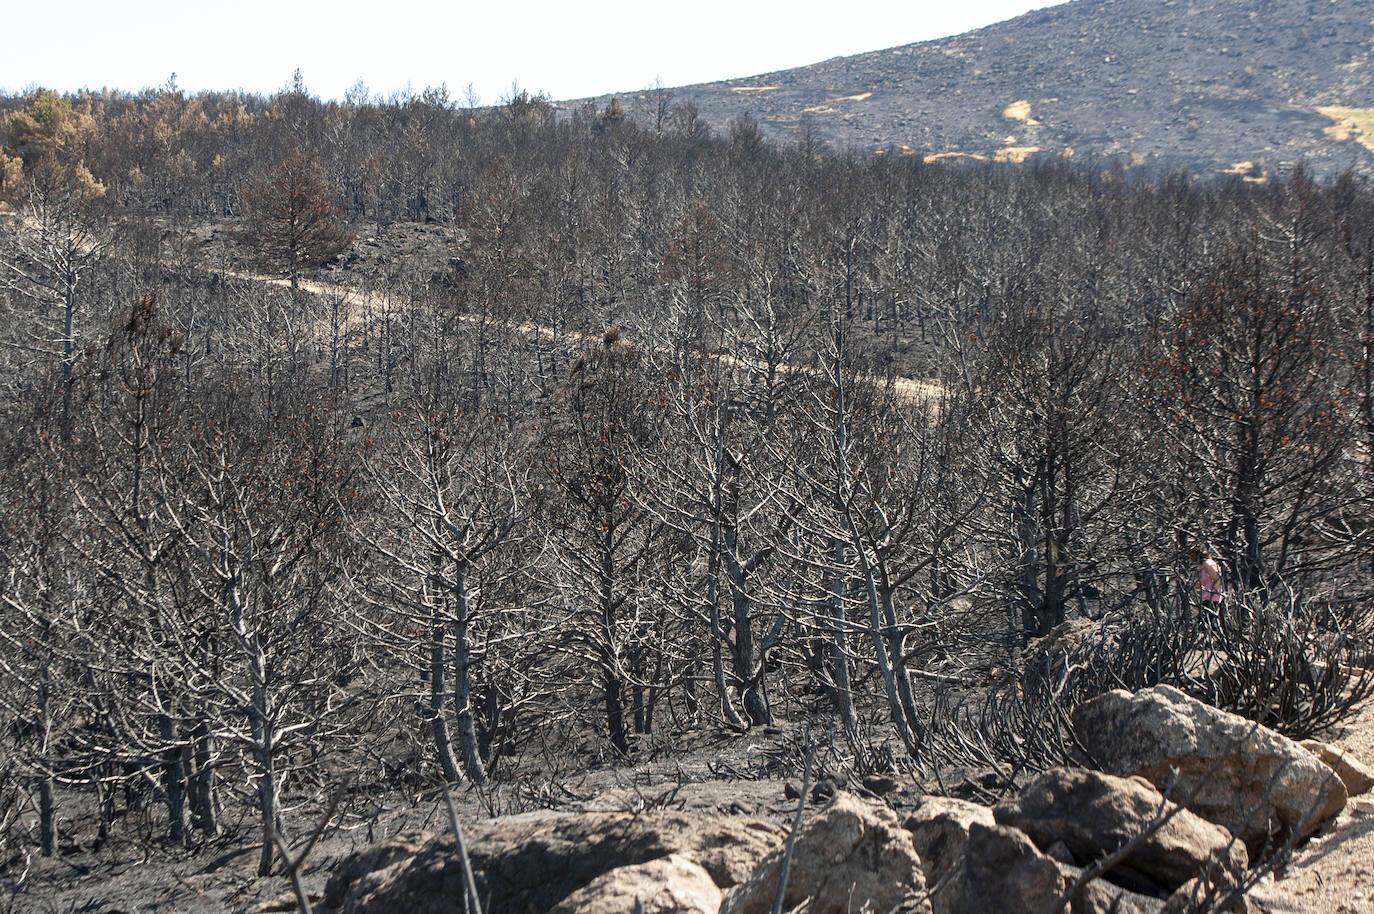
top-left (577, 0), bottom-right (1374, 180)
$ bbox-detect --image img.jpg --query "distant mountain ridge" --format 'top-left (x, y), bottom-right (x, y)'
top-left (573, 0), bottom-right (1374, 180)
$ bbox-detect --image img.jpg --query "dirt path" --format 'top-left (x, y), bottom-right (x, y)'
top-left (2, 208), bottom-right (946, 404)
top-left (1251, 696), bottom-right (1374, 913)
top-left (231, 268), bottom-right (947, 403)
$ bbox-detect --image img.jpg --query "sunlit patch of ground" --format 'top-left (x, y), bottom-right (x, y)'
top-left (730, 86), bottom-right (780, 93)
top-left (1002, 99), bottom-right (1041, 125)
top-left (1218, 160), bottom-right (1267, 183)
top-left (1249, 696), bottom-right (1374, 913)
top-left (802, 92), bottom-right (873, 115)
top-left (923, 151), bottom-right (989, 163)
top-left (995, 146), bottom-right (1041, 163)
top-left (1316, 106), bottom-right (1374, 154)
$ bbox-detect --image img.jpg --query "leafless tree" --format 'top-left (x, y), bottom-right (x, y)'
top-left (362, 403), bottom-right (526, 785)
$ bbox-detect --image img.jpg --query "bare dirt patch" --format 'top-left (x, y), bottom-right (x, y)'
top-left (1002, 99), bottom-right (1041, 125)
top-left (1317, 106), bottom-right (1374, 154)
top-left (802, 92), bottom-right (873, 115)
top-left (923, 151), bottom-right (990, 164)
top-left (1251, 696), bottom-right (1374, 913)
top-left (995, 146), bottom-right (1042, 163)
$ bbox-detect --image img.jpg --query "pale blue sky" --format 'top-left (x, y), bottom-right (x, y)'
top-left (4, 0), bottom-right (1057, 103)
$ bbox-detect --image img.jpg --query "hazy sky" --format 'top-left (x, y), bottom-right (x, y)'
top-left (4, 0), bottom-right (1057, 104)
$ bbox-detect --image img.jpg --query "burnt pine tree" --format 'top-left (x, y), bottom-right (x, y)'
top-left (238, 145), bottom-right (354, 293)
top-left (545, 328), bottom-right (662, 757)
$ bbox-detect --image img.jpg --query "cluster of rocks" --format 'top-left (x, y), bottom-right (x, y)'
top-left (316, 685), bottom-right (1372, 914)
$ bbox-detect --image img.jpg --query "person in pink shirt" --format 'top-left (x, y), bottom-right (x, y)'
top-left (1191, 546), bottom-right (1224, 605)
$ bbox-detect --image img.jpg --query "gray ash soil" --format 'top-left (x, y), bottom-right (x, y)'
top-left (2, 722), bottom-right (825, 913)
top-left (10, 701), bottom-right (1374, 913)
top-left (574, 0), bottom-right (1374, 181)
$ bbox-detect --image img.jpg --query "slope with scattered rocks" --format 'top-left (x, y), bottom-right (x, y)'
top-left (11, 686), bottom-right (1373, 913)
top-left (578, 0), bottom-right (1374, 181)
top-left (310, 686), bottom-right (1371, 914)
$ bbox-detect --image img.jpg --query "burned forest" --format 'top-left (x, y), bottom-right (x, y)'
top-left (1, 80), bottom-right (1373, 912)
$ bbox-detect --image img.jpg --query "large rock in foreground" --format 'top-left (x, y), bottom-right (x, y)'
top-left (328, 809), bottom-right (784, 913)
top-left (931, 822), bottom-right (1164, 914)
top-left (546, 854), bottom-right (722, 914)
top-left (322, 836), bottom-right (427, 912)
top-left (1072, 685), bottom-right (1346, 852)
top-left (903, 795), bottom-right (996, 885)
top-left (720, 791), bottom-right (931, 914)
top-left (994, 767), bottom-right (1246, 894)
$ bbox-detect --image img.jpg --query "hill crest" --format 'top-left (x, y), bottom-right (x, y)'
top-left (572, 0), bottom-right (1374, 180)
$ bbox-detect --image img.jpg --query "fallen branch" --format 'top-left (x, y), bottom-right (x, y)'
top-left (773, 725), bottom-right (815, 914)
top-left (442, 783), bottom-right (484, 914)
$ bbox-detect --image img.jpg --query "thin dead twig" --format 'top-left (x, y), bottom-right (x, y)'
top-left (270, 793), bottom-right (343, 914)
top-left (442, 783), bottom-right (484, 914)
top-left (772, 724), bottom-right (815, 914)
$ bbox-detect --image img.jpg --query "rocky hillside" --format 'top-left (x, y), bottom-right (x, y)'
top-left (579, 0), bottom-right (1374, 181)
top-left (19, 616), bottom-right (1374, 912)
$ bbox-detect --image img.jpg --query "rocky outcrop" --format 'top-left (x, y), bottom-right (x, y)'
top-left (720, 791), bottom-right (931, 914)
top-left (994, 767), bottom-right (1246, 895)
top-left (545, 854), bottom-right (722, 914)
top-left (903, 795), bottom-right (996, 885)
top-left (1072, 685), bottom-right (1347, 851)
top-left (320, 682), bottom-right (1371, 914)
top-left (1302, 740), bottom-right (1374, 797)
top-left (321, 835), bottom-right (427, 912)
top-left (930, 822), bottom-right (1164, 914)
top-left (326, 809), bottom-right (783, 914)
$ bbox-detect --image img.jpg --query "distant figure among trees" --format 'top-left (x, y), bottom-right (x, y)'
top-left (1191, 546), bottom-right (1225, 605)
